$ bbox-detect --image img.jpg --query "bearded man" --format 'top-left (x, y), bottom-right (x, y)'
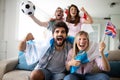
top-left (30, 21), bottom-right (72, 80)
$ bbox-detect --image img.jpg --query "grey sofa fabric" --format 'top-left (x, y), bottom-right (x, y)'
top-left (2, 70), bottom-right (30, 80)
top-left (0, 58), bottom-right (18, 80)
top-left (0, 58), bottom-right (31, 80)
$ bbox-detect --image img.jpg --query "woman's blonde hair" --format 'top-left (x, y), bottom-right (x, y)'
top-left (72, 31), bottom-right (89, 58)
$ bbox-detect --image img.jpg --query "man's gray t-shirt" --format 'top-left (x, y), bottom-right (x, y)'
top-left (46, 49), bottom-right (66, 73)
top-left (47, 21), bottom-right (55, 32)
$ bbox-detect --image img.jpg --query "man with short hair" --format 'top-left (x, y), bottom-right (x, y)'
top-left (30, 21), bottom-right (72, 80)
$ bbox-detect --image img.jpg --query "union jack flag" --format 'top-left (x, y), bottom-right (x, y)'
top-left (105, 21), bottom-right (117, 38)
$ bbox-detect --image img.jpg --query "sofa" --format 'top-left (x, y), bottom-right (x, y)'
top-left (0, 50), bottom-right (120, 80)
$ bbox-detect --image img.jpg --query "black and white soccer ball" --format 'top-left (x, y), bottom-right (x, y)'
top-left (21, 1), bottom-right (35, 15)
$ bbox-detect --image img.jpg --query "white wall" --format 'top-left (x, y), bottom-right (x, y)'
top-left (110, 15), bottom-right (120, 50)
top-left (0, 0), bottom-right (20, 59)
top-left (93, 16), bottom-right (120, 50)
top-left (93, 18), bottom-right (111, 51)
top-left (0, 0), bottom-right (5, 40)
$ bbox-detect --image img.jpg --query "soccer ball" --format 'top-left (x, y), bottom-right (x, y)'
top-left (20, 1), bottom-right (35, 15)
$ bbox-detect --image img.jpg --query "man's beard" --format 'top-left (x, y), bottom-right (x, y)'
top-left (55, 39), bottom-right (66, 47)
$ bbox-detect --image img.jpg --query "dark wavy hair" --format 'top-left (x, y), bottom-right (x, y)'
top-left (66, 4), bottom-right (80, 26)
top-left (52, 21), bottom-right (69, 35)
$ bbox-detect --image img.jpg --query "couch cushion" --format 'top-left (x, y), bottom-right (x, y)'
top-left (110, 77), bottom-right (120, 80)
top-left (104, 61), bottom-right (120, 77)
top-left (108, 50), bottom-right (120, 61)
top-left (16, 51), bottom-right (37, 71)
top-left (3, 70), bottom-right (31, 80)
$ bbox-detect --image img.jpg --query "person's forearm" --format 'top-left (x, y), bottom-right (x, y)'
top-left (30, 15), bottom-right (48, 27)
top-left (101, 51), bottom-right (110, 71)
top-left (18, 41), bottom-right (26, 51)
top-left (84, 11), bottom-right (93, 24)
top-left (66, 62), bottom-right (71, 71)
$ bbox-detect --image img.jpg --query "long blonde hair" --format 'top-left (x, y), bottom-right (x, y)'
top-left (72, 31), bottom-right (89, 58)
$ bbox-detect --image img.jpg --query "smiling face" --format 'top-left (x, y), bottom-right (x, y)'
top-left (53, 27), bottom-right (67, 47)
top-left (76, 34), bottom-right (89, 51)
top-left (55, 7), bottom-right (64, 20)
top-left (70, 6), bottom-right (77, 18)
top-left (74, 31), bottom-right (89, 51)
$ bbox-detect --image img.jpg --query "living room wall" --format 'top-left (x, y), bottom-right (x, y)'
top-left (0, 0), bottom-right (20, 59)
top-left (0, 0), bottom-right (119, 60)
top-left (110, 15), bottom-right (120, 50)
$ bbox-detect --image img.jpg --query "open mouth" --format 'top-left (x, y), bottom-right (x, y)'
top-left (57, 14), bottom-right (61, 17)
top-left (72, 13), bottom-right (75, 14)
top-left (72, 13), bottom-right (76, 16)
top-left (79, 44), bottom-right (85, 47)
top-left (55, 36), bottom-right (64, 46)
top-left (56, 36), bottom-right (63, 41)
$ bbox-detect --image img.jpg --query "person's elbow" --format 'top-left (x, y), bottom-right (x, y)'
top-left (89, 19), bottom-right (93, 24)
top-left (104, 65), bottom-right (111, 72)
top-left (84, 19), bottom-right (93, 24)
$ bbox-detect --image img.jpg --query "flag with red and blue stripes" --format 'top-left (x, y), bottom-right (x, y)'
top-left (105, 21), bottom-right (117, 38)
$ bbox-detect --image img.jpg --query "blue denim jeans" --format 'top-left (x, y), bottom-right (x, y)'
top-left (41, 69), bottom-right (65, 80)
top-left (64, 73), bottom-right (110, 80)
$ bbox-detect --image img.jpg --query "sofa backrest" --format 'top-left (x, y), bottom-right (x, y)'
top-left (108, 50), bottom-right (120, 61)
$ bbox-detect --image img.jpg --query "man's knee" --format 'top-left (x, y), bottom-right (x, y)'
top-left (30, 69), bottom-right (44, 80)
